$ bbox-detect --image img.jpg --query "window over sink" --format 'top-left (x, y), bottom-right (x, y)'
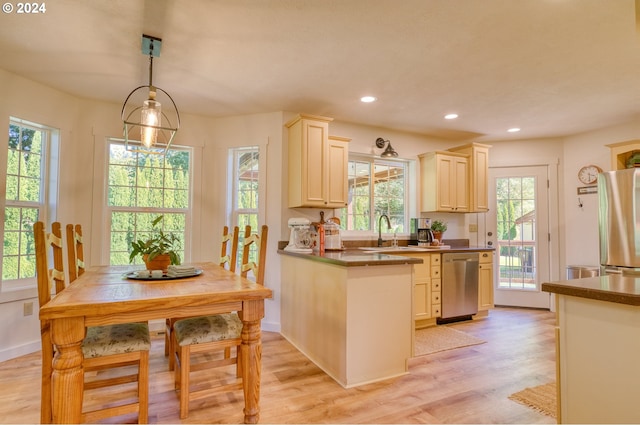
top-left (339, 154), bottom-right (409, 234)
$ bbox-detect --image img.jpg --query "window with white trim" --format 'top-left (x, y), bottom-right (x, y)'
top-left (107, 140), bottom-right (191, 266)
top-left (228, 147), bottom-right (259, 272)
top-left (2, 118), bottom-right (58, 291)
top-left (340, 155), bottom-right (408, 233)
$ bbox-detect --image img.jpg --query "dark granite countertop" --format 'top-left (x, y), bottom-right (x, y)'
top-left (278, 249), bottom-right (424, 267)
top-left (542, 274), bottom-right (640, 306)
top-left (278, 246), bottom-right (494, 267)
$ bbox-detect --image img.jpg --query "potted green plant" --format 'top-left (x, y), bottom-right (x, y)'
top-left (129, 215), bottom-right (181, 271)
top-left (431, 220), bottom-right (448, 243)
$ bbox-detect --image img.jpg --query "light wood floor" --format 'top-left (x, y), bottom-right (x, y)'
top-left (0, 307), bottom-right (556, 424)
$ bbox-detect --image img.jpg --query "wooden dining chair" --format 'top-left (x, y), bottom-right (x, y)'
top-left (165, 225), bottom-right (240, 368)
top-left (65, 223), bottom-right (85, 283)
top-left (35, 221), bottom-right (151, 424)
top-left (220, 225), bottom-right (240, 272)
top-left (171, 224), bottom-right (268, 419)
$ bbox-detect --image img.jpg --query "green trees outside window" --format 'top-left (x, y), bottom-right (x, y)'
top-left (341, 157), bottom-right (406, 233)
top-left (3, 122), bottom-right (46, 282)
top-left (108, 142), bottom-right (190, 266)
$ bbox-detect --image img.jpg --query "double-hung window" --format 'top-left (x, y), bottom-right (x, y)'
top-left (227, 147), bottom-right (260, 271)
top-left (340, 155), bottom-right (408, 234)
top-left (2, 118), bottom-right (58, 291)
top-left (107, 140), bottom-right (191, 266)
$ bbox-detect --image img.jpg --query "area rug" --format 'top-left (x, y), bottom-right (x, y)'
top-left (414, 326), bottom-right (485, 356)
top-left (508, 382), bottom-right (557, 418)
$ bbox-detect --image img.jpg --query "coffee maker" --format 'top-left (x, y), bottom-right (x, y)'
top-left (411, 218), bottom-right (434, 246)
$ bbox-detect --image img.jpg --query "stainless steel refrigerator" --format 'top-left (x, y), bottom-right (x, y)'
top-left (598, 168), bottom-right (640, 275)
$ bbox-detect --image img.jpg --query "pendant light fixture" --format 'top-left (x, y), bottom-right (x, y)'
top-left (375, 137), bottom-right (399, 157)
top-left (121, 34), bottom-right (180, 155)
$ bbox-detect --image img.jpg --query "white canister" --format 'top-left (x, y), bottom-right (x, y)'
top-left (324, 221), bottom-right (342, 250)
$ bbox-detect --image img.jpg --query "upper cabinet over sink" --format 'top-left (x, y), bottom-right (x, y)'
top-left (419, 143), bottom-right (491, 213)
top-left (286, 114), bottom-right (350, 208)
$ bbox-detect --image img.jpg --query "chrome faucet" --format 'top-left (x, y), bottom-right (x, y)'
top-left (378, 214), bottom-right (392, 247)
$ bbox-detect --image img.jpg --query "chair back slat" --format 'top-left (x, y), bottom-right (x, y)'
top-left (66, 223), bottom-right (85, 283)
top-left (240, 225), bottom-right (268, 285)
top-left (219, 225), bottom-right (239, 272)
top-left (34, 221), bottom-right (66, 309)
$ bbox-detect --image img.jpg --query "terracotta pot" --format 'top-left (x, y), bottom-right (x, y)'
top-left (432, 231), bottom-right (444, 245)
top-left (143, 254), bottom-right (171, 272)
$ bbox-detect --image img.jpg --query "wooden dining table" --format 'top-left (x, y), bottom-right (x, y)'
top-left (38, 262), bottom-right (272, 424)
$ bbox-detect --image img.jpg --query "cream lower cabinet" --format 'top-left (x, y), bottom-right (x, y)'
top-left (397, 253), bottom-right (441, 328)
top-left (286, 114), bottom-right (349, 208)
top-left (478, 251), bottom-right (494, 311)
top-left (419, 151), bottom-right (470, 213)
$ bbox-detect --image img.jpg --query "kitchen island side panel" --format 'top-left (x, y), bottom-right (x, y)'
top-left (557, 294), bottom-right (640, 423)
top-left (280, 255), bottom-right (413, 387)
top-left (345, 265), bottom-right (413, 386)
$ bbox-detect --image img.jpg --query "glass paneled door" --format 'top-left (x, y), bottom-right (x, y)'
top-left (487, 166), bottom-right (551, 308)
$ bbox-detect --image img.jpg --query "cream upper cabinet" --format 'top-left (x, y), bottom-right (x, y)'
top-left (448, 143), bottom-right (491, 212)
top-left (606, 140), bottom-right (640, 170)
top-left (286, 114), bottom-right (350, 208)
top-left (419, 151), bottom-right (470, 213)
top-left (326, 136), bottom-right (350, 207)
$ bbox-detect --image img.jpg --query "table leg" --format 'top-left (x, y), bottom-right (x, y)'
top-left (49, 317), bottom-right (85, 424)
top-left (239, 300), bottom-right (264, 424)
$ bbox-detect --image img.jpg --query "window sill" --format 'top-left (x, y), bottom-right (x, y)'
top-left (0, 286), bottom-right (38, 304)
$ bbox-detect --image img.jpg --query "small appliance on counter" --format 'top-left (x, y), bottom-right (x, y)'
top-left (411, 218), bottom-right (435, 246)
top-left (284, 217), bottom-right (313, 253)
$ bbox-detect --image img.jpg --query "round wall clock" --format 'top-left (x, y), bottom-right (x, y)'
top-left (578, 164), bottom-right (602, 185)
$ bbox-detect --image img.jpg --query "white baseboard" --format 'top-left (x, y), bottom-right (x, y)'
top-left (0, 340), bottom-right (41, 363)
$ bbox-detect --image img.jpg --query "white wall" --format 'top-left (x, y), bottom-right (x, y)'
top-left (0, 69), bottom-right (81, 361)
top-left (1, 67), bottom-right (639, 361)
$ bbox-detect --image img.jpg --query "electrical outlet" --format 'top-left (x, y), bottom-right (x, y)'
top-left (469, 223), bottom-right (478, 232)
top-left (23, 301), bottom-right (33, 316)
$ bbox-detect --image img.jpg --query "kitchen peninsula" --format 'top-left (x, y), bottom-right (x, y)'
top-left (279, 249), bottom-right (422, 388)
top-left (542, 275), bottom-right (640, 423)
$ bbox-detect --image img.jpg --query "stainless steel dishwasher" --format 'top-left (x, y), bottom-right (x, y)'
top-left (438, 252), bottom-right (479, 323)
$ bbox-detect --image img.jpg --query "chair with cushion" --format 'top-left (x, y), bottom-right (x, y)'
top-left (165, 225), bottom-right (240, 369)
top-left (172, 224), bottom-right (268, 419)
top-left (35, 221), bottom-right (151, 424)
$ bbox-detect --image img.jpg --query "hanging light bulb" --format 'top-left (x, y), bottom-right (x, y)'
top-left (140, 93), bottom-right (161, 148)
top-left (121, 34), bottom-right (180, 155)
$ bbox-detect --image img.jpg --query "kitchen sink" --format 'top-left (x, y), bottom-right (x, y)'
top-left (358, 246), bottom-right (435, 252)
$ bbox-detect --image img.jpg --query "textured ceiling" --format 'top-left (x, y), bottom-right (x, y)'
top-left (1, 0), bottom-right (639, 142)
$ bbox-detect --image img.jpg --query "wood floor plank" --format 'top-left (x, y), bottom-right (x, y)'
top-left (0, 307), bottom-right (556, 424)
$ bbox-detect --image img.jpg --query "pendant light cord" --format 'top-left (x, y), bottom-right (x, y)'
top-left (148, 55), bottom-right (154, 87)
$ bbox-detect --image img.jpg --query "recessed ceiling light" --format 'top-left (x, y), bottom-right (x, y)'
top-left (444, 113), bottom-right (458, 120)
top-left (360, 96), bottom-right (377, 103)
top-left (507, 127), bottom-right (521, 133)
